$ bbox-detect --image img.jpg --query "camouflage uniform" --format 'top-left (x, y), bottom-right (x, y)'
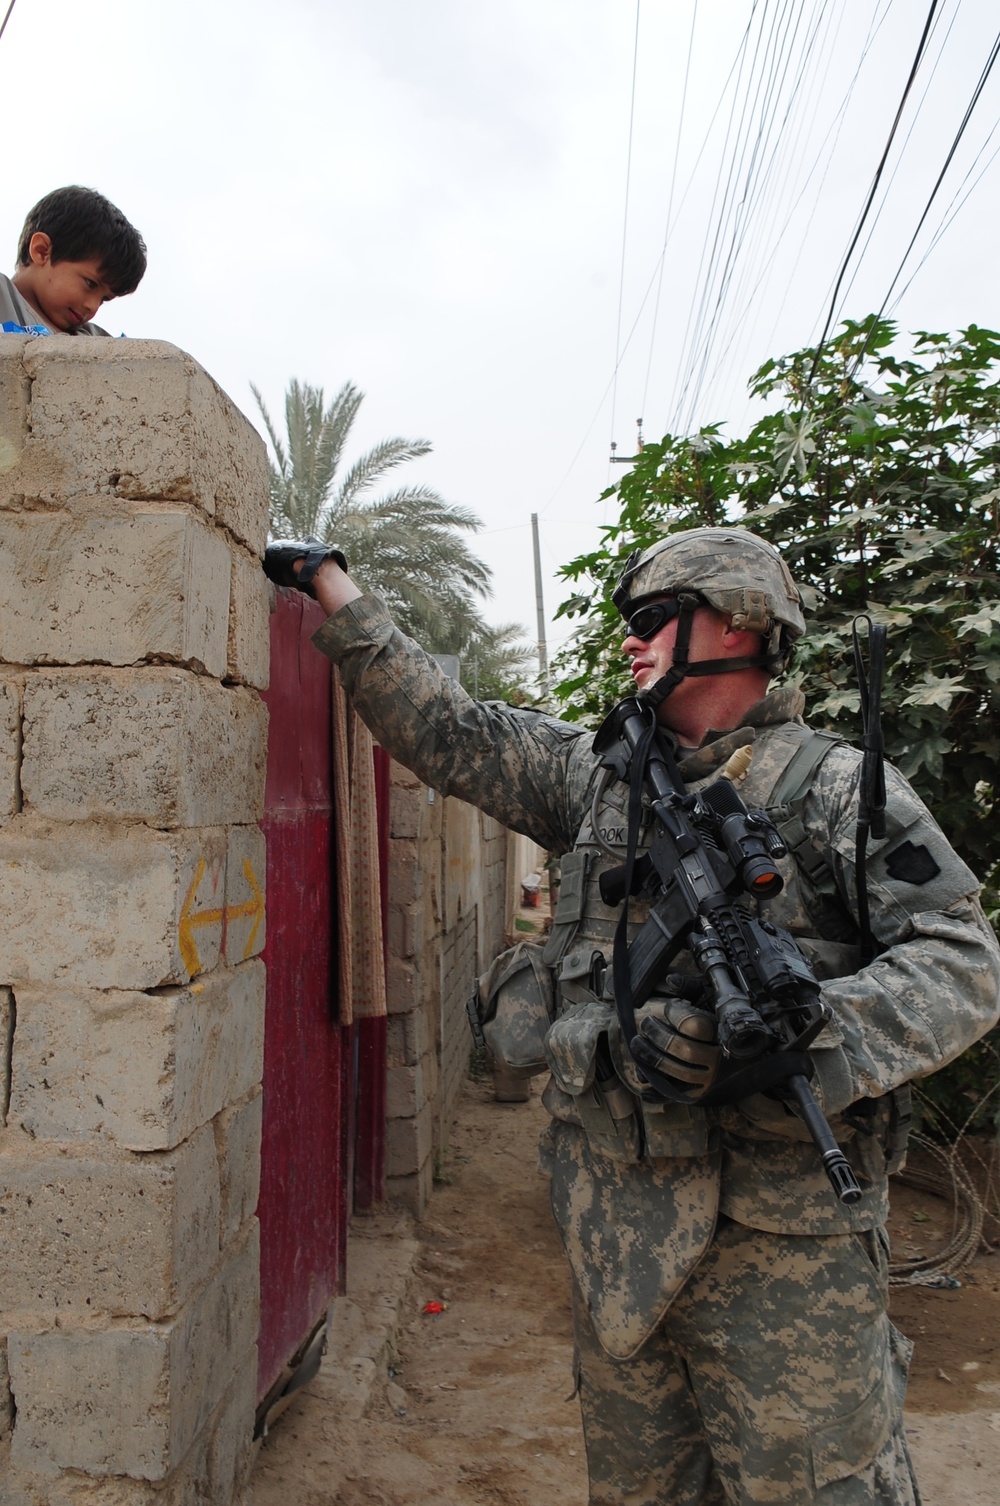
top-left (311, 595), bottom-right (1000, 1505)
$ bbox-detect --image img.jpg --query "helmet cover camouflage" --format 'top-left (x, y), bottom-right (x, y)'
top-left (612, 527), bottom-right (806, 662)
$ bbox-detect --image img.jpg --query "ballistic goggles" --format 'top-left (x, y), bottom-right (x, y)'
top-left (624, 597), bottom-right (700, 642)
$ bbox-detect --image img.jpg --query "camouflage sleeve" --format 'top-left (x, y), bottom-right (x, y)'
top-left (311, 594), bottom-right (595, 852)
top-left (798, 745), bottom-right (1000, 1115)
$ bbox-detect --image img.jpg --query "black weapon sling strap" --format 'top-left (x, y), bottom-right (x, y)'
top-left (765, 717), bottom-right (910, 1174)
top-left (852, 616), bottom-right (888, 965)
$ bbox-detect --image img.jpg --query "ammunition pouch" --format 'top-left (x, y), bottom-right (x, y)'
top-left (545, 999), bottom-right (642, 1162)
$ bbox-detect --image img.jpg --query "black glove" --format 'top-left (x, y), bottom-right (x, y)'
top-left (630, 999), bottom-right (721, 1101)
top-left (263, 537), bottom-right (348, 598)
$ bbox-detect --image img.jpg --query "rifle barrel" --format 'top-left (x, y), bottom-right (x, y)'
top-left (786, 1074), bottom-right (863, 1205)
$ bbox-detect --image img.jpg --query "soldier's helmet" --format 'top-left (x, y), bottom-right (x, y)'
top-left (612, 526), bottom-right (807, 669)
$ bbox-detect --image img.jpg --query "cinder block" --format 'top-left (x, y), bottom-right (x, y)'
top-left (7, 1221), bottom-right (259, 1480)
top-left (387, 844), bottom-right (421, 906)
top-left (385, 954), bottom-right (416, 1015)
top-left (22, 670), bottom-right (267, 828)
top-left (0, 677), bottom-right (20, 827)
top-left (389, 761), bottom-right (422, 793)
top-left (228, 546), bottom-right (270, 690)
top-left (385, 1100), bottom-right (432, 1181)
top-left (12, 340), bottom-right (268, 552)
top-left (223, 826), bottom-right (266, 964)
top-left (0, 1443), bottom-right (211, 1506)
top-left (10, 960), bottom-right (265, 1151)
top-left (387, 1008), bottom-right (434, 1070)
top-left (1, 985), bottom-right (12, 1124)
top-left (386, 1014), bottom-right (409, 1069)
top-left (0, 819), bottom-right (227, 988)
top-left (389, 786), bottom-right (422, 841)
top-left (1, 1334), bottom-right (12, 1444)
top-left (170, 1221), bottom-right (259, 1472)
top-left (385, 1061), bottom-right (423, 1121)
top-left (214, 1088), bottom-right (262, 1245)
top-left (386, 1157), bottom-right (433, 1217)
top-left (207, 1349), bottom-right (257, 1504)
top-left (404, 1008), bottom-right (431, 1067)
top-left (9, 1326), bottom-right (172, 1480)
top-left (387, 901), bottom-right (421, 963)
top-left (0, 509), bottom-right (231, 675)
top-left (0, 336), bottom-right (30, 494)
top-left (0, 1124), bottom-right (219, 1322)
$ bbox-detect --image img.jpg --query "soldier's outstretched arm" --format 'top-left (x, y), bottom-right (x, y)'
top-left (268, 551), bottom-right (589, 853)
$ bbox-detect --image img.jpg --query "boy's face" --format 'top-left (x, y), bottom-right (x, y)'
top-left (15, 232), bottom-right (116, 331)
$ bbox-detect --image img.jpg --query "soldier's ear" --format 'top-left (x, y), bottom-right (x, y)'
top-left (722, 621), bottom-right (763, 652)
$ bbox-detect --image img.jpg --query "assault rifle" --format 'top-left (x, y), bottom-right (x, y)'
top-left (593, 696), bottom-right (862, 1207)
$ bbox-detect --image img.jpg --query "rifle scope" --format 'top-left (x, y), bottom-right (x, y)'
top-left (700, 779), bottom-right (785, 897)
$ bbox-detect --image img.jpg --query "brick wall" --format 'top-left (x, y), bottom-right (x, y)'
top-left (0, 338), bottom-right (269, 1503)
top-left (439, 906), bottom-right (479, 1139)
top-left (383, 758), bottom-right (543, 1214)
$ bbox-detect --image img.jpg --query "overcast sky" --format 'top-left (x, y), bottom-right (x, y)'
top-left (4, 0), bottom-right (1000, 666)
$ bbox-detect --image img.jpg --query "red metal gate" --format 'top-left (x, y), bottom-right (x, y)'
top-left (256, 588), bottom-right (387, 1410)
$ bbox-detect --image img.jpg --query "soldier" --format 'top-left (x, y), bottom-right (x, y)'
top-left (265, 527), bottom-right (1000, 1505)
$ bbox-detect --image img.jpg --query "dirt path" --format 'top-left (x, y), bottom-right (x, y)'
top-left (253, 1077), bottom-right (1000, 1504)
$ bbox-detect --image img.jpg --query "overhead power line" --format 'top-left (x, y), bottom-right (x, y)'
top-left (690, 0), bottom-right (893, 429)
top-left (674, 0), bottom-right (837, 434)
top-left (641, 0), bottom-right (699, 421)
top-left (888, 118), bottom-right (1000, 314)
top-left (828, 0), bottom-right (959, 324)
top-left (549, 0), bottom-right (999, 513)
top-left (806, 0), bottom-right (942, 384)
top-left (0, 1), bottom-right (19, 47)
top-left (609, 0), bottom-right (643, 461)
top-left (870, 24), bottom-right (1000, 330)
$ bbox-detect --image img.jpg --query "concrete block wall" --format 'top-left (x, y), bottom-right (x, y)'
top-left (0, 337), bottom-right (270, 1505)
top-left (383, 757), bottom-right (542, 1214)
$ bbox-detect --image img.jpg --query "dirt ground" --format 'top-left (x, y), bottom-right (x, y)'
top-left (252, 1077), bottom-right (1000, 1505)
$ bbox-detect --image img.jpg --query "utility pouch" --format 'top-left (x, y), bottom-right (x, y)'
top-left (467, 848), bottom-right (596, 1078)
top-left (843, 1084), bottom-right (913, 1181)
top-left (557, 944), bottom-right (607, 1007)
top-left (545, 999), bottom-right (642, 1163)
top-left (545, 999), bottom-right (612, 1094)
top-left (541, 849), bottom-right (592, 967)
top-left (468, 939), bottom-right (555, 1078)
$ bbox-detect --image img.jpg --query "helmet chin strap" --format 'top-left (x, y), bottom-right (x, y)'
top-left (636, 592), bottom-right (783, 712)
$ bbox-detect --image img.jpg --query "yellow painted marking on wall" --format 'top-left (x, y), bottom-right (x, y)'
top-left (236, 859), bottom-right (264, 958)
top-left (178, 857), bottom-right (264, 974)
top-left (178, 859), bottom-right (207, 975)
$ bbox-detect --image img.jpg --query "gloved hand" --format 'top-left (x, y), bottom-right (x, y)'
top-left (630, 998), bottom-right (721, 1100)
top-left (263, 537), bottom-right (348, 598)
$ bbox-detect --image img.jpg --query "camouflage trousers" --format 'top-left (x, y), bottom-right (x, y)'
top-left (572, 1215), bottom-right (921, 1506)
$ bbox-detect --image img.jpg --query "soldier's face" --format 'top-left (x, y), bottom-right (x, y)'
top-left (623, 597), bottom-right (725, 692)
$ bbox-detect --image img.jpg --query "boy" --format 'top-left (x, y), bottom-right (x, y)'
top-left (1, 185), bottom-right (146, 336)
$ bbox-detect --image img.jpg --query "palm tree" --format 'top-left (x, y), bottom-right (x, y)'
top-left (252, 378), bottom-right (493, 644)
top-left (423, 600), bottom-right (537, 702)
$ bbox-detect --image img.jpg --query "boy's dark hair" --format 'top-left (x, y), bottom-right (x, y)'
top-left (17, 186), bottom-right (147, 296)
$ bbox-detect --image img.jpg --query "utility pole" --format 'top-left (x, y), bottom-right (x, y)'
top-left (531, 512), bottom-right (550, 699)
